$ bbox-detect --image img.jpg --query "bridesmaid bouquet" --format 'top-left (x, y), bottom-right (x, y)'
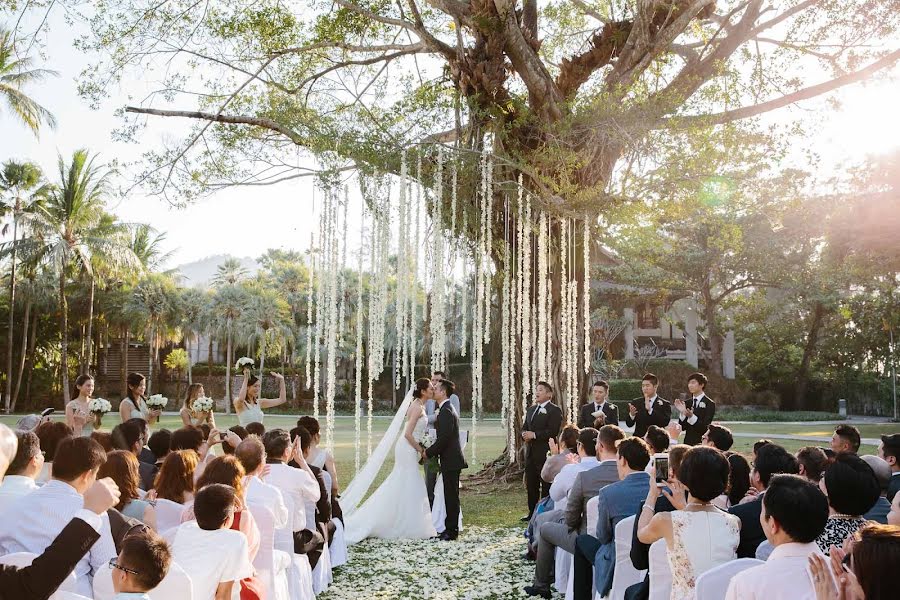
top-left (146, 394), bottom-right (168, 410)
top-left (88, 398), bottom-right (112, 416)
top-left (193, 396), bottom-right (214, 413)
top-left (236, 357), bottom-right (255, 370)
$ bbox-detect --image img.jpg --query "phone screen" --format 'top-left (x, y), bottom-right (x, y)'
top-left (654, 455), bottom-right (669, 484)
top-left (41, 407), bottom-right (55, 417)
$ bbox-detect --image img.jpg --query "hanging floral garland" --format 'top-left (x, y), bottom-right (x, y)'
top-left (312, 187), bottom-right (331, 420)
top-left (536, 211), bottom-right (548, 382)
top-left (583, 215), bottom-right (591, 374)
top-left (305, 233), bottom-right (316, 390)
top-left (354, 202), bottom-right (366, 474)
top-left (460, 208), bottom-right (469, 357)
top-left (430, 147), bottom-right (447, 373)
top-left (394, 151), bottom-right (409, 388)
top-left (324, 188), bottom-right (341, 452)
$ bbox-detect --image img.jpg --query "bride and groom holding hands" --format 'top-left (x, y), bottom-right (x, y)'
top-left (342, 376), bottom-right (467, 543)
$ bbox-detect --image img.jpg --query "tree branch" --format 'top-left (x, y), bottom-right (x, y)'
top-left (123, 107), bottom-right (308, 145)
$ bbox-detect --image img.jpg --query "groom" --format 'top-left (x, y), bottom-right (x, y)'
top-left (425, 378), bottom-right (468, 541)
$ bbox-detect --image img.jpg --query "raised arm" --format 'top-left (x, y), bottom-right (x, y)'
top-left (259, 372), bottom-right (287, 409)
top-left (233, 372), bottom-right (249, 412)
top-left (324, 452), bottom-right (339, 494)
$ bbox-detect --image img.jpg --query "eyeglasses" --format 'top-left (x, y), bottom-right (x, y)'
top-left (108, 558), bottom-right (140, 576)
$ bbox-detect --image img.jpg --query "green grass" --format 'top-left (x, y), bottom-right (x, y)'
top-left (716, 409), bottom-right (843, 422)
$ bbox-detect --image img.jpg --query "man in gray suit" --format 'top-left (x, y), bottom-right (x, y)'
top-left (425, 370), bottom-right (461, 507)
top-left (525, 425), bottom-right (625, 598)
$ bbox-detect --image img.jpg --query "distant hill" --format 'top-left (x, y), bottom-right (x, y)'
top-left (175, 254), bottom-right (260, 289)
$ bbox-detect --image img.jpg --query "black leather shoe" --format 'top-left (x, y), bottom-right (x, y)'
top-left (437, 532), bottom-right (452, 541)
top-left (523, 586), bottom-right (551, 598)
top-left (520, 515), bottom-right (531, 522)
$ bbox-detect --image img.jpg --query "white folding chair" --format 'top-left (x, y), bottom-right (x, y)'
top-left (554, 547), bottom-right (572, 593)
top-left (153, 498), bottom-right (186, 534)
top-left (93, 558), bottom-right (194, 600)
top-left (648, 539), bottom-right (671, 600)
top-left (0, 552), bottom-right (79, 597)
top-left (604, 516), bottom-right (646, 600)
top-left (48, 593), bottom-right (91, 600)
top-left (694, 558), bottom-right (764, 600)
top-left (274, 494), bottom-right (315, 600)
top-left (248, 501), bottom-right (290, 600)
top-left (311, 539), bottom-right (333, 594)
top-left (330, 516), bottom-right (348, 568)
top-left (566, 496), bottom-right (600, 600)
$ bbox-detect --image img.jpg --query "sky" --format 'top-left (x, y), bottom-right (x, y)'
top-left (2, 12), bottom-right (899, 269)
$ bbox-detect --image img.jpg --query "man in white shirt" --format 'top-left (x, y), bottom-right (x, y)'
top-left (0, 435), bottom-right (119, 597)
top-left (878, 434), bottom-right (900, 501)
top-left (235, 435), bottom-right (289, 529)
top-left (0, 431), bottom-right (43, 514)
top-left (171, 483), bottom-right (254, 600)
top-left (262, 429), bottom-right (320, 542)
top-left (725, 474), bottom-right (831, 600)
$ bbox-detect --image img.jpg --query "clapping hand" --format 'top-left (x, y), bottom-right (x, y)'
top-left (548, 438), bottom-right (559, 455)
top-left (84, 478), bottom-right (121, 515)
top-left (661, 479), bottom-right (688, 510)
top-left (628, 403), bottom-right (638, 418)
top-left (271, 371), bottom-right (284, 380)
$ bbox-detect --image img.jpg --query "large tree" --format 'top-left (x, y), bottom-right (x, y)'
top-left (0, 27), bottom-right (57, 136)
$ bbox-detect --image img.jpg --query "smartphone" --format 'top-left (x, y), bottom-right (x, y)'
top-left (40, 407), bottom-right (55, 417)
top-left (653, 453), bottom-right (669, 486)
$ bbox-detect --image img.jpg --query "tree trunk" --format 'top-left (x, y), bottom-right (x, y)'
top-left (59, 271), bottom-right (71, 403)
top-left (147, 321), bottom-right (156, 395)
top-left (83, 276), bottom-right (95, 375)
top-left (225, 319), bottom-right (233, 414)
top-left (702, 283), bottom-right (723, 375)
top-left (207, 331), bottom-right (213, 376)
top-left (794, 301), bottom-right (826, 410)
top-left (4, 210), bottom-right (18, 412)
top-left (259, 330), bottom-right (267, 382)
top-left (11, 298), bottom-right (32, 411)
top-left (187, 333), bottom-right (193, 385)
top-left (23, 310), bottom-right (38, 406)
top-left (121, 327), bottom-right (129, 397)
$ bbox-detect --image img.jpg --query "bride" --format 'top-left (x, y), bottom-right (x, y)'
top-left (343, 378), bottom-right (438, 544)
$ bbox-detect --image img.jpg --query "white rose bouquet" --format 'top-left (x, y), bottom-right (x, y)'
top-left (418, 430), bottom-right (438, 470)
top-left (146, 394), bottom-right (168, 410)
top-left (193, 396), bottom-right (215, 413)
top-left (88, 398), bottom-right (112, 416)
top-left (236, 357), bottom-right (255, 370)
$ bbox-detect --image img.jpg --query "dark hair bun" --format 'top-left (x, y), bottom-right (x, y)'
top-left (412, 378), bottom-right (431, 399)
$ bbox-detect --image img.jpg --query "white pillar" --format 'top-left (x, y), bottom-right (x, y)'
top-left (685, 305), bottom-right (699, 368)
top-left (723, 330), bottom-right (736, 379)
top-left (624, 308), bottom-right (635, 360)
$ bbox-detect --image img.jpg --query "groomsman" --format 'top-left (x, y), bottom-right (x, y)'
top-left (425, 370), bottom-right (461, 507)
top-left (522, 382), bottom-right (563, 520)
top-left (674, 372), bottom-right (716, 446)
top-left (578, 380), bottom-right (619, 428)
top-left (623, 373), bottom-right (671, 438)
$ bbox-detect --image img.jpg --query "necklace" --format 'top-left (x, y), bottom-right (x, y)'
top-left (685, 502), bottom-right (713, 509)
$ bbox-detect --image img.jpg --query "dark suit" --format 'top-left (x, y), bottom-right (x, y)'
top-left (0, 517), bottom-right (100, 600)
top-left (888, 473), bottom-right (900, 502)
top-left (624, 495), bottom-right (675, 600)
top-left (578, 401), bottom-right (619, 428)
top-left (426, 399), bottom-right (467, 538)
top-left (624, 397), bottom-right (671, 438)
top-left (678, 394), bottom-right (716, 446)
top-left (522, 402), bottom-right (563, 516)
top-left (729, 495), bottom-right (765, 558)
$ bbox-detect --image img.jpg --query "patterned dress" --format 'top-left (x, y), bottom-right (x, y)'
top-left (815, 515), bottom-right (869, 555)
top-left (667, 508), bottom-right (741, 599)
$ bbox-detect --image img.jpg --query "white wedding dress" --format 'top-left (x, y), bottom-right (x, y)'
top-left (343, 409), bottom-right (437, 544)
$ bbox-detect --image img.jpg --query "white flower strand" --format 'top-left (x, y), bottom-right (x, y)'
top-left (430, 147), bottom-right (447, 373)
top-left (312, 188), bottom-right (331, 420)
top-left (354, 205), bottom-right (365, 474)
top-left (536, 210), bottom-right (548, 381)
top-left (324, 189), bottom-right (341, 451)
top-left (460, 209), bottom-right (468, 357)
top-left (583, 215), bottom-right (591, 374)
top-left (304, 232), bottom-right (316, 390)
top-left (394, 151), bottom-right (408, 388)
top-left (519, 185), bottom-right (532, 416)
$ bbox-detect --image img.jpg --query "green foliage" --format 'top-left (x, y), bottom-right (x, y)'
top-left (164, 348), bottom-right (188, 372)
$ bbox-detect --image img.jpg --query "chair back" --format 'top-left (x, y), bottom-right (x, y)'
top-left (0, 552), bottom-right (78, 595)
top-left (273, 493), bottom-right (296, 553)
top-left (153, 498), bottom-right (185, 534)
top-left (320, 471), bottom-right (333, 500)
top-left (608, 516), bottom-right (646, 600)
top-left (585, 495), bottom-right (599, 535)
top-left (648, 539), bottom-right (672, 600)
top-left (694, 558), bottom-right (764, 600)
top-left (93, 558), bottom-right (193, 600)
top-left (249, 500), bottom-right (290, 600)
top-left (49, 592), bottom-right (92, 600)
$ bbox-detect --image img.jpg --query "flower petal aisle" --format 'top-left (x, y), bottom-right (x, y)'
top-left (320, 527), bottom-right (535, 599)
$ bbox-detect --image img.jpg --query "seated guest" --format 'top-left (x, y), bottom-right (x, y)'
top-left (171, 483), bottom-right (254, 600)
top-left (91, 431), bottom-right (115, 453)
top-left (292, 425), bottom-right (333, 569)
top-left (246, 422), bottom-right (266, 438)
top-left (152, 450), bottom-right (199, 504)
top-left (541, 425), bottom-right (580, 484)
top-left (131, 418), bottom-right (155, 465)
top-left (0, 436), bottom-right (119, 597)
top-left (170, 426), bottom-right (204, 453)
top-left (713, 452), bottom-right (753, 510)
top-left (0, 424), bottom-right (123, 600)
top-left (816, 452), bottom-right (880, 554)
top-left (643, 425), bottom-right (670, 456)
top-left (262, 429), bottom-right (322, 554)
top-left (797, 445), bottom-right (829, 483)
top-left (810, 523), bottom-right (900, 600)
top-left (222, 425), bottom-right (248, 455)
top-left (99, 450), bottom-right (157, 529)
top-left (638, 446), bottom-right (740, 599)
top-left (578, 380), bottom-right (618, 428)
top-left (142, 429), bottom-right (172, 490)
top-left (752, 439), bottom-right (772, 462)
top-left (831, 424), bottom-right (861, 455)
top-left (298, 416), bottom-right (340, 495)
top-left (112, 419), bottom-right (156, 491)
top-left (878, 434), bottom-right (900, 501)
top-left (525, 428), bottom-right (604, 597)
top-left (725, 474), bottom-right (829, 600)
top-left (730, 442), bottom-right (800, 557)
top-left (0, 431), bottom-right (43, 513)
top-left (109, 530), bottom-right (171, 599)
top-left (862, 455), bottom-right (893, 524)
top-left (235, 436), bottom-right (289, 529)
top-left (702, 423), bottom-right (734, 452)
top-left (34, 420), bottom-right (73, 483)
top-left (570, 437), bottom-right (651, 600)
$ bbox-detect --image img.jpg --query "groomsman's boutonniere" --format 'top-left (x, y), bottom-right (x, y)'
top-left (696, 401), bottom-right (705, 409)
top-left (538, 406), bottom-right (547, 415)
top-left (656, 400), bottom-right (663, 406)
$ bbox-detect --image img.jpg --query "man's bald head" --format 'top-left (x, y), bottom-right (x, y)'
top-left (0, 424), bottom-right (19, 477)
top-left (234, 435), bottom-right (266, 475)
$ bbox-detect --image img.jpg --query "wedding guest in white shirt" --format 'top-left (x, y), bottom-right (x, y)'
top-left (0, 431), bottom-right (43, 513)
top-left (235, 435), bottom-right (290, 530)
top-left (262, 428), bottom-right (321, 535)
top-left (171, 483), bottom-right (254, 600)
top-left (549, 428), bottom-right (601, 513)
top-left (726, 474), bottom-right (830, 600)
top-left (0, 435), bottom-right (119, 597)
top-left (109, 530), bottom-right (171, 600)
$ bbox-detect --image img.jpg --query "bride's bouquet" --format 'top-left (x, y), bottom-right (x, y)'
top-left (418, 430), bottom-right (439, 471)
top-left (193, 396), bottom-right (215, 413)
top-left (89, 398), bottom-right (112, 417)
top-left (236, 356), bottom-right (255, 370)
top-left (146, 394), bottom-right (168, 410)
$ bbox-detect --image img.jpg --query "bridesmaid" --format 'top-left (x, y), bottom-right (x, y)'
top-left (65, 374), bottom-right (99, 437)
top-left (119, 372), bottom-right (161, 426)
top-left (180, 383), bottom-right (216, 427)
top-left (234, 368), bottom-right (286, 426)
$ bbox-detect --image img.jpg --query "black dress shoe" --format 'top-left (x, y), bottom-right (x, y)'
top-left (437, 532), bottom-right (452, 541)
top-left (520, 515), bottom-right (531, 522)
top-left (523, 585), bottom-right (551, 598)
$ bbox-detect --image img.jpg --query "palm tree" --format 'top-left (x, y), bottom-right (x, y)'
top-left (10, 269), bottom-right (54, 410)
top-left (0, 28), bottom-right (58, 135)
top-left (241, 284), bottom-right (291, 379)
top-left (0, 159), bottom-right (46, 411)
top-left (130, 224), bottom-right (174, 272)
top-left (129, 273), bottom-right (177, 395)
top-left (212, 257), bottom-right (248, 287)
top-left (16, 149), bottom-right (117, 403)
top-left (179, 287), bottom-right (207, 384)
top-left (210, 284), bottom-right (248, 413)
